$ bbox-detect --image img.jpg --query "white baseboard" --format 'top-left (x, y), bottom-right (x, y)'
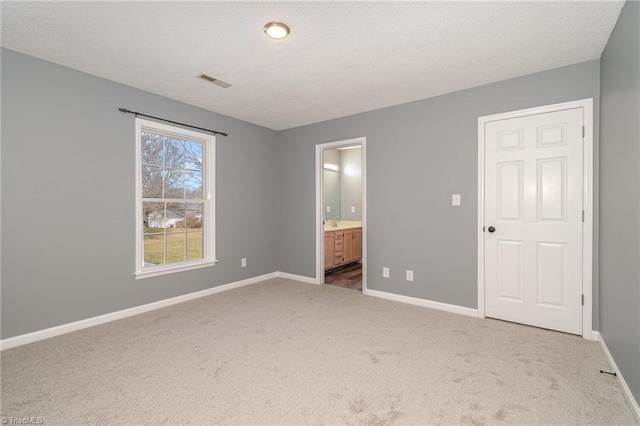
top-left (276, 271), bottom-right (318, 284)
top-left (363, 288), bottom-right (478, 317)
top-left (0, 272), bottom-right (278, 351)
top-left (594, 331), bottom-right (640, 423)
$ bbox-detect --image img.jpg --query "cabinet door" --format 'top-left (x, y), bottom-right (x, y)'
top-left (324, 232), bottom-right (334, 270)
top-left (343, 229), bottom-right (354, 263)
top-left (353, 229), bottom-right (362, 260)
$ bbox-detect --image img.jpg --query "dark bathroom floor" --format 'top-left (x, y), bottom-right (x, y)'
top-left (324, 262), bottom-right (362, 291)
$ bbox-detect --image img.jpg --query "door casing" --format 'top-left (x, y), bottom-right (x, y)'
top-left (477, 99), bottom-right (594, 339)
top-left (315, 137), bottom-right (367, 291)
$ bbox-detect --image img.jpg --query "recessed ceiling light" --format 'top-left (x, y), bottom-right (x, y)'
top-left (264, 22), bottom-right (290, 40)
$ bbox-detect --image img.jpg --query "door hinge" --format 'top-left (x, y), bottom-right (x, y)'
top-left (582, 294), bottom-right (585, 306)
top-left (582, 210), bottom-right (585, 222)
top-left (582, 126), bottom-right (585, 138)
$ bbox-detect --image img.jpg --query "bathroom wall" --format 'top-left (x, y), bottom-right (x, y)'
top-left (339, 147), bottom-right (362, 221)
top-left (323, 149), bottom-right (341, 219)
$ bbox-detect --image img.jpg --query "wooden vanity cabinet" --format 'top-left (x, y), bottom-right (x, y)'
top-left (324, 232), bottom-right (334, 270)
top-left (352, 228), bottom-right (362, 260)
top-left (350, 228), bottom-right (362, 262)
top-left (343, 229), bottom-right (354, 263)
top-left (333, 231), bottom-right (344, 265)
top-left (325, 227), bottom-right (362, 271)
top-left (343, 228), bottom-right (363, 264)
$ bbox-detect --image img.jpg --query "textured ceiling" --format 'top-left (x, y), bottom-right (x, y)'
top-left (1, 1), bottom-right (624, 130)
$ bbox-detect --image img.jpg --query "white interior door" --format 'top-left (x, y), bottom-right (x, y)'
top-left (484, 108), bottom-right (584, 335)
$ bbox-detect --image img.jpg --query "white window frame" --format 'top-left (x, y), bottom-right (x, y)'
top-left (134, 118), bottom-right (216, 279)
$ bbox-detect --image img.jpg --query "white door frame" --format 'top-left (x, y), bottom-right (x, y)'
top-left (477, 99), bottom-right (594, 339)
top-left (315, 137), bottom-right (367, 291)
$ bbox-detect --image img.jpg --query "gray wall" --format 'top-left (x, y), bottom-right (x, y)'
top-left (1, 49), bottom-right (280, 339)
top-left (278, 60), bottom-right (601, 313)
top-left (599, 1), bottom-right (640, 404)
top-left (0, 50), bottom-right (607, 342)
top-left (340, 148), bottom-right (362, 221)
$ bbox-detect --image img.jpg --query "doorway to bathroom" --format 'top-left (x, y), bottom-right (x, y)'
top-left (315, 137), bottom-right (366, 292)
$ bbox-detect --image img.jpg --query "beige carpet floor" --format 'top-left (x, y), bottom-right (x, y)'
top-left (1, 278), bottom-right (635, 425)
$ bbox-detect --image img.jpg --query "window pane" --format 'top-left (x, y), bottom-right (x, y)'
top-left (185, 171), bottom-right (203, 199)
top-left (165, 203), bottom-right (185, 232)
top-left (164, 138), bottom-right (185, 169)
top-left (141, 132), bottom-right (163, 166)
top-left (184, 140), bottom-right (203, 171)
top-left (165, 232), bottom-right (186, 264)
top-left (186, 231), bottom-right (204, 261)
top-left (142, 165), bottom-right (163, 198)
top-left (185, 203), bottom-right (203, 230)
top-left (164, 169), bottom-right (184, 199)
top-left (143, 202), bottom-right (165, 232)
top-left (144, 234), bottom-right (164, 266)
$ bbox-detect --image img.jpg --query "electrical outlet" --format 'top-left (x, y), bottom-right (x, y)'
top-left (241, 258), bottom-right (247, 268)
top-left (406, 270), bottom-right (414, 281)
top-left (452, 194), bottom-right (461, 206)
top-left (383, 267), bottom-right (389, 278)
top-left (327, 206), bottom-right (331, 213)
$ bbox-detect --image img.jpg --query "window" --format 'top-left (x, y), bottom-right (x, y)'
top-left (135, 118), bottom-right (216, 278)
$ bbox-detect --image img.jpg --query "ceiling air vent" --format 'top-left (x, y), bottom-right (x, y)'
top-left (198, 73), bottom-right (232, 88)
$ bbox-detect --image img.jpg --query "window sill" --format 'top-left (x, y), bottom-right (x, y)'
top-left (135, 259), bottom-right (218, 279)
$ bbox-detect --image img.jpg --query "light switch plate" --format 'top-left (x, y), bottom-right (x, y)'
top-left (383, 267), bottom-right (389, 278)
top-left (452, 194), bottom-right (461, 206)
top-left (351, 206), bottom-right (355, 213)
top-left (326, 206), bottom-right (331, 212)
top-left (406, 270), bottom-right (414, 281)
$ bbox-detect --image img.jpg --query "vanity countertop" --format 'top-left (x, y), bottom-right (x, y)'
top-left (324, 221), bottom-right (362, 232)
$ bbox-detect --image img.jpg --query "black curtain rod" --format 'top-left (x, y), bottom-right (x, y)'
top-left (118, 108), bottom-right (228, 137)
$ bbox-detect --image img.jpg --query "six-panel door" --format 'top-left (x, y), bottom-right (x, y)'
top-left (484, 108), bottom-right (584, 335)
